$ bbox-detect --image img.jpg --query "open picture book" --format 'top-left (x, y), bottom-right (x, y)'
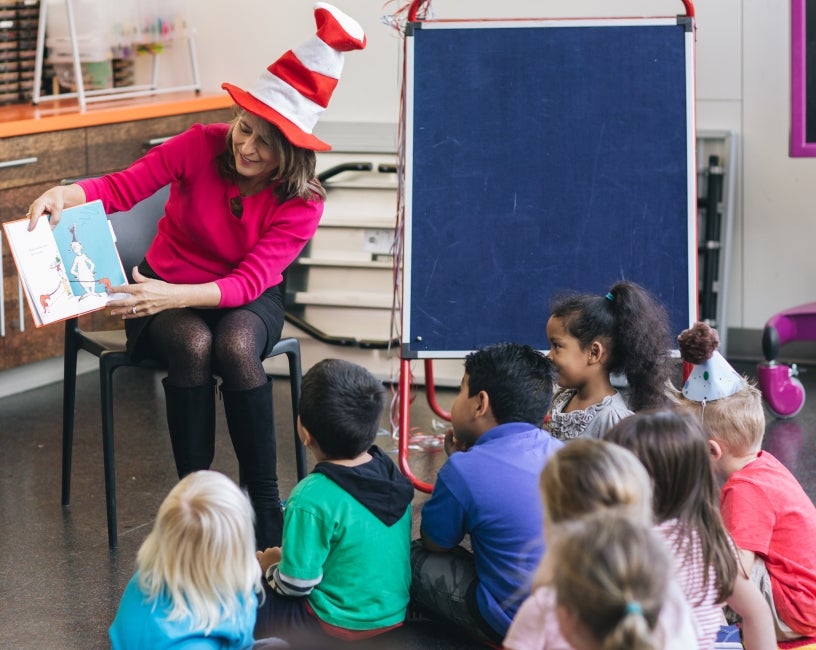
top-left (3, 200), bottom-right (128, 327)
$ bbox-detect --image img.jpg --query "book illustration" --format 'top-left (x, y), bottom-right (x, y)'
top-left (66, 222), bottom-right (112, 299)
top-left (39, 256), bottom-right (73, 315)
top-left (3, 200), bottom-right (128, 327)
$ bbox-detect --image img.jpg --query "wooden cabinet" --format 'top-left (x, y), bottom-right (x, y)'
top-left (0, 105), bottom-right (232, 371)
top-left (0, 130), bottom-right (86, 190)
top-left (2, 180), bottom-right (65, 367)
top-left (87, 110), bottom-right (230, 174)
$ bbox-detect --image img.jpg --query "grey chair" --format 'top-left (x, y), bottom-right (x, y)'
top-left (60, 185), bottom-right (307, 548)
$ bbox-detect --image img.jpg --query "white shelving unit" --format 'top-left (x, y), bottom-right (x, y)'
top-left (32, 0), bottom-right (200, 111)
top-left (285, 152), bottom-right (399, 344)
top-left (696, 130), bottom-right (738, 353)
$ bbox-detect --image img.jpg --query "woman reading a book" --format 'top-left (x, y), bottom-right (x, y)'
top-left (25, 3), bottom-right (366, 550)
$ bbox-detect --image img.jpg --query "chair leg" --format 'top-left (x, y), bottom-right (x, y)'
top-left (61, 320), bottom-right (80, 506)
top-left (99, 354), bottom-right (119, 549)
top-left (268, 337), bottom-right (306, 481)
top-left (285, 348), bottom-right (306, 481)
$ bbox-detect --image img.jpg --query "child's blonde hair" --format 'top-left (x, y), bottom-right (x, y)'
top-left (535, 439), bottom-right (653, 590)
top-left (136, 471), bottom-right (262, 634)
top-left (675, 382), bottom-right (765, 455)
top-left (671, 320), bottom-right (765, 454)
top-left (540, 438), bottom-right (654, 526)
top-left (551, 512), bottom-right (669, 650)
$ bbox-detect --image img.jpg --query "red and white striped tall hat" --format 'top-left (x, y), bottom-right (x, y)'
top-left (222, 2), bottom-right (366, 151)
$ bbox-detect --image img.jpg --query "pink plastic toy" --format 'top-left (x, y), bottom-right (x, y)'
top-left (756, 302), bottom-right (815, 418)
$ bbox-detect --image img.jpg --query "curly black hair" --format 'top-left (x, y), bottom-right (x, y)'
top-left (550, 281), bottom-right (673, 411)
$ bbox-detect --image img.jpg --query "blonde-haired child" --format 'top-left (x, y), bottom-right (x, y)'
top-left (503, 438), bottom-right (697, 650)
top-left (109, 470), bottom-right (263, 649)
top-left (674, 322), bottom-right (816, 640)
top-left (604, 409), bottom-right (777, 650)
top-left (550, 512), bottom-right (673, 650)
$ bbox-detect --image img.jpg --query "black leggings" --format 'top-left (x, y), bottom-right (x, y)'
top-left (124, 258), bottom-right (285, 388)
top-left (145, 307), bottom-right (268, 391)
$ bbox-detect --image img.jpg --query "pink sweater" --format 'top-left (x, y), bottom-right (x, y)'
top-left (503, 582), bottom-right (699, 650)
top-left (79, 123), bottom-right (323, 308)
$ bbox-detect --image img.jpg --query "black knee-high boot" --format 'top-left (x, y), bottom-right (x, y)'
top-left (162, 378), bottom-right (216, 479)
top-left (221, 379), bottom-right (283, 549)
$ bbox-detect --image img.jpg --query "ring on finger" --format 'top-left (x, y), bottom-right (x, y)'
top-left (131, 305), bottom-right (137, 315)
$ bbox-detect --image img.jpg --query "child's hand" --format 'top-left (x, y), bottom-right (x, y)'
top-left (256, 547), bottom-right (282, 573)
top-left (444, 429), bottom-right (470, 456)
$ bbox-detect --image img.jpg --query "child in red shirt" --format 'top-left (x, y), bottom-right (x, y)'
top-left (676, 322), bottom-right (816, 639)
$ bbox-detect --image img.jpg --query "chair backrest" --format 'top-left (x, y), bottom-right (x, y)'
top-left (108, 185), bottom-right (170, 282)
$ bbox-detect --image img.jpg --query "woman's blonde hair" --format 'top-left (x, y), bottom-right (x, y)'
top-left (136, 470), bottom-right (262, 634)
top-left (218, 108), bottom-right (326, 202)
top-left (551, 512), bottom-right (669, 650)
top-left (540, 438), bottom-right (654, 526)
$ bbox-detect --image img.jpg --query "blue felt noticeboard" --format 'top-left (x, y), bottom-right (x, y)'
top-left (402, 17), bottom-right (696, 358)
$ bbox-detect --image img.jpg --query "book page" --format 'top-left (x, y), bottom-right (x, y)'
top-left (3, 201), bottom-right (128, 327)
top-left (51, 200), bottom-right (128, 300)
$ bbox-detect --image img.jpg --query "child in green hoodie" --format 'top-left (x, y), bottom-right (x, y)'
top-left (254, 359), bottom-right (414, 646)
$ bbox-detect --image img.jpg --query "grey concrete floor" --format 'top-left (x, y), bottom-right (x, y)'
top-left (1, 356), bottom-right (815, 649)
top-left (0, 356), bottom-right (475, 650)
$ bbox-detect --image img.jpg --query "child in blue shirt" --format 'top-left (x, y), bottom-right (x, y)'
top-left (412, 342), bottom-right (563, 644)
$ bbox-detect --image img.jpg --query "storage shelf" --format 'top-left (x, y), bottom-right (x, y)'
top-left (289, 290), bottom-right (393, 310)
top-left (317, 214), bottom-right (396, 229)
top-left (295, 257), bottom-right (394, 269)
top-left (288, 147), bottom-right (398, 344)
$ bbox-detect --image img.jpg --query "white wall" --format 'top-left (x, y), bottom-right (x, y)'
top-left (163, 0), bottom-right (813, 332)
top-left (741, 4), bottom-right (816, 329)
